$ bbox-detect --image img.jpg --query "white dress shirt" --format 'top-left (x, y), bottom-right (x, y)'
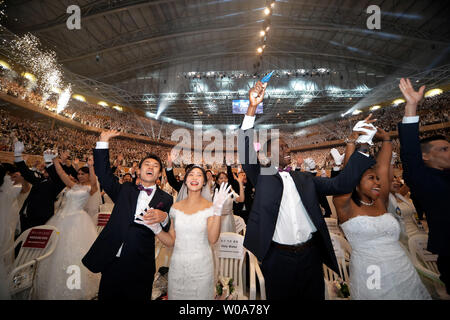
top-left (95, 141), bottom-right (168, 257)
top-left (241, 115), bottom-right (316, 245)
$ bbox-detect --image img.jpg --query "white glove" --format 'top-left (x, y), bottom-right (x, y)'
top-left (14, 141), bottom-right (24, 157)
top-left (330, 148), bottom-right (345, 166)
top-left (213, 182), bottom-right (233, 216)
top-left (43, 149), bottom-right (57, 163)
top-left (304, 158), bottom-right (316, 172)
top-left (353, 121), bottom-right (377, 145)
top-left (134, 219), bottom-right (162, 234)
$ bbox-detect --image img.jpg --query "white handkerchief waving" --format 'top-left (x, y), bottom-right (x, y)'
top-left (353, 121), bottom-right (377, 145)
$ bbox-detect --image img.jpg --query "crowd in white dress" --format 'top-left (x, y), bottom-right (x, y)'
top-left (0, 78), bottom-right (449, 300)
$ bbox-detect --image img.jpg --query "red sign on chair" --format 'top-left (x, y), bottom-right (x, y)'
top-left (97, 214), bottom-right (111, 226)
top-left (23, 229), bottom-right (53, 249)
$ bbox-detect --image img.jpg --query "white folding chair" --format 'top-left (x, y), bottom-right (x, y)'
top-left (99, 203), bottom-right (114, 213)
top-left (325, 217), bottom-right (345, 238)
top-left (323, 233), bottom-right (351, 300)
top-left (233, 215), bottom-right (246, 236)
top-left (96, 213), bottom-right (111, 234)
top-left (326, 196), bottom-right (338, 219)
top-left (213, 232), bottom-right (265, 300)
top-left (408, 234), bottom-right (448, 299)
top-left (8, 225), bottom-right (59, 299)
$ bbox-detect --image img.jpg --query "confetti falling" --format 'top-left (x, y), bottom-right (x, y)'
top-left (9, 33), bottom-right (69, 100)
top-left (57, 85), bottom-right (72, 114)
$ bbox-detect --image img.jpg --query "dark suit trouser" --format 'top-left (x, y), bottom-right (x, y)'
top-left (98, 257), bottom-right (154, 300)
top-left (437, 255), bottom-right (450, 294)
top-left (261, 241), bottom-right (324, 300)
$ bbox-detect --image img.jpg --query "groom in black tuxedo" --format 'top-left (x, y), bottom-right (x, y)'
top-left (82, 130), bottom-right (173, 300)
top-left (239, 82), bottom-right (375, 299)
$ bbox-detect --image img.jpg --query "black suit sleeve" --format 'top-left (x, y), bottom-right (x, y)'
top-left (15, 160), bottom-right (41, 185)
top-left (165, 168), bottom-right (182, 192)
top-left (45, 164), bottom-right (67, 196)
top-left (93, 148), bottom-right (123, 202)
top-left (398, 121), bottom-right (426, 187)
top-left (312, 152), bottom-right (375, 196)
top-left (239, 129), bottom-right (261, 187)
top-left (160, 194), bottom-right (173, 233)
top-left (227, 165), bottom-right (240, 193)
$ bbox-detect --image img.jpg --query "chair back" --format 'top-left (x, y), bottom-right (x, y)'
top-left (8, 226), bottom-right (59, 297)
top-left (213, 232), bottom-right (246, 298)
top-left (234, 216), bottom-right (246, 236)
top-left (96, 213), bottom-right (111, 234)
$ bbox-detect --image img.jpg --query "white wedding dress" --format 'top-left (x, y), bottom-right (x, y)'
top-left (340, 213), bottom-right (431, 300)
top-left (0, 175), bottom-right (21, 300)
top-left (168, 206), bottom-right (215, 300)
top-left (33, 184), bottom-right (100, 300)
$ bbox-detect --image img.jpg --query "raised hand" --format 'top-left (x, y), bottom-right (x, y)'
top-left (14, 141), bottom-right (25, 157)
top-left (399, 78), bottom-right (425, 106)
top-left (87, 155), bottom-right (94, 167)
top-left (297, 155), bottom-right (303, 166)
top-left (43, 149), bottom-right (57, 163)
top-left (167, 151), bottom-right (173, 168)
top-left (60, 150), bottom-right (70, 163)
top-left (213, 182), bottom-right (233, 216)
top-left (248, 81), bottom-right (267, 116)
top-left (100, 130), bottom-right (120, 142)
top-left (374, 127), bottom-right (390, 141)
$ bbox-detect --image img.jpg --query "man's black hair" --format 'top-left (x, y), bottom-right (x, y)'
top-left (420, 135), bottom-right (447, 153)
top-left (139, 154), bottom-right (163, 171)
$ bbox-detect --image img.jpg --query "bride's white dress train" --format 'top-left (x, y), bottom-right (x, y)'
top-left (33, 184), bottom-right (100, 299)
top-left (168, 206), bottom-right (215, 300)
top-left (340, 213), bottom-right (431, 300)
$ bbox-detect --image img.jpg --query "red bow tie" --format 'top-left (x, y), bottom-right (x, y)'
top-left (137, 184), bottom-right (153, 196)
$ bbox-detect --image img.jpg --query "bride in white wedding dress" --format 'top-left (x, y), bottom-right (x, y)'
top-left (333, 118), bottom-right (430, 300)
top-left (148, 166), bottom-right (232, 300)
top-left (33, 156), bottom-right (100, 300)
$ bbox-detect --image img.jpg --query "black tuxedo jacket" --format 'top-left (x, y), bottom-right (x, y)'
top-left (16, 161), bottom-right (66, 232)
top-left (398, 121), bottom-right (450, 255)
top-left (82, 148), bottom-right (173, 274)
top-left (239, 130), bottom-right (375, 273)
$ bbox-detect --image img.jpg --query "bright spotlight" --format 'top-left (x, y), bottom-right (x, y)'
top-left (257, 47), bottom-right (263, 54)
top-left (370, 105), bottom-right (381, 111)
top-left (424, 88), bottom-right (443, 98)
top-left (264, 7), bottom-right (271, 15)
top-left (392, 98), bottom-right (405, 106)
top-left (260, 30), bottom-right (266, 37)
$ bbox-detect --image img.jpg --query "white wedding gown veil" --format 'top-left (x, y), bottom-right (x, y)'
top-left (176, 183), bottom-right (212, 202)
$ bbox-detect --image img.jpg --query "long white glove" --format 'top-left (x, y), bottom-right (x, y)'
top-left (353, 121), bottom-right (377, 145)
top-left (14, 141), bottom-right (24, 157)
top-left (213, 182), bottom-right (233, 216)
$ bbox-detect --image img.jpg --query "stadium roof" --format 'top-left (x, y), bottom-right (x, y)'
top-left (5, 0), bottom-right (450, 128)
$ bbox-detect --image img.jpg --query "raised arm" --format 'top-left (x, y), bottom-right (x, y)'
top-left (373, 128), bottom-right (393, 206)
top-left (87, 155), bottom-right (98, 195)
top-left (234, 172), bottom-right (245, 203)
top-left (52, 156), bottom-right (76, 188)
top-left (397, 78), bottom-right (426, 182)
top-left (165, 151), bottom-right (182, 192)
top-left (13, 141), bottom-right (41, 185)
top-left (238, 81), bottom-right (267, 186)
top-left (93, 130), bottom-right (123, 202)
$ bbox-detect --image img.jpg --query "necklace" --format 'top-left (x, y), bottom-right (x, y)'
top-left (360, 199), bottom-right (374, 206)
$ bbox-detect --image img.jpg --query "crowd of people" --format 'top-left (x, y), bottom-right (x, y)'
top-left (0, 75), bottom-right (449, 301)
